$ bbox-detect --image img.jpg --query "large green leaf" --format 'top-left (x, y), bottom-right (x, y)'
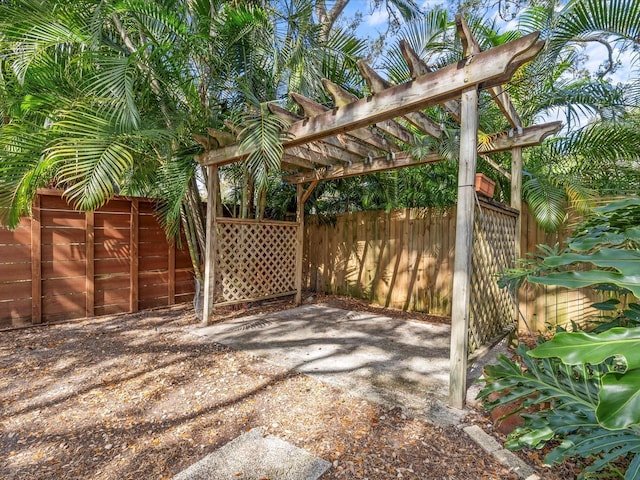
top-left (529, 327), bottom-right (640, 370)
top-left (530, 271), bottom-right (640, 298)
top-left (543, 248), bottom-right (640, 274)
top-left (597, 368), bottom-right (640, 429)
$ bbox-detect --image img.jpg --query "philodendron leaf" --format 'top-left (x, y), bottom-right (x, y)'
top-left (591, 298), bottom-right (620, 311)
top-left (530, 271), bottom-right (640, 298)
top-left (597, 369), bottom-right (640, 429)
top-left (543, 248), bottom-right (640, 275)
top-left (626, 226), bottom-right (640, 243)
top-left (594, 198), bottom-right (640, 213)
top-left (627, 452), bottom-right (640, 480)
top-left (569, 233), bottom-right (626, 251)
top-left (506, 426), bottom-right (555, 449)
top-left (528, 327), bottom-right (640, 370)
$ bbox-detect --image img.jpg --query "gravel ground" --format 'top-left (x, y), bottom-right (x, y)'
top-left (0, 299), bottom-right (565, 479)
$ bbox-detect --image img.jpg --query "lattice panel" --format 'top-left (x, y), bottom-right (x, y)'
top-left (469, 201), bottom-right (518, 354)
top-left (214, 220), bottom-right (299, 305)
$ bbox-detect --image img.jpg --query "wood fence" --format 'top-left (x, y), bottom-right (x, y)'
top-left (304, 204), bottom-right (600, 333)
top-left (0, 190), bottom-right (195, 328)
top-left (2, 191), bottom-right (601, 333)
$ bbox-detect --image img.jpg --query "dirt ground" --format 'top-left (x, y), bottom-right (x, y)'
top-left (1, 297), bottom-right (568, 479)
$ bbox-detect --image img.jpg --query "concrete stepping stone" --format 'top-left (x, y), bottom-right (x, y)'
top-left (173, 427), bottom-right (331, 480)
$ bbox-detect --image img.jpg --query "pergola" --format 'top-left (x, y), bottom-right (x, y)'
top-left (195, 16), bottom-right (561, 408)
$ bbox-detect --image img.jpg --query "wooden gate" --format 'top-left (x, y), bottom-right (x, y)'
top-left (469, 198), bottom-right (518, 353)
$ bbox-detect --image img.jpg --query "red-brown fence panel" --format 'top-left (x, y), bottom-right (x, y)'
top-left (0, 190), bottom-right (195, 328)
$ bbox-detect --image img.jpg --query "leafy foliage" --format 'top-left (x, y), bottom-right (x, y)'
top-left (479, 339), bottom-right (640, 479)
top-left (485, 199), bottom-right (640, 478)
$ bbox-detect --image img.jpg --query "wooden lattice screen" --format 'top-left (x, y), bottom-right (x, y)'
top-left (214, 219), bottom-right (299, 305)
top-left (469, 199), bottom-right (518, 353)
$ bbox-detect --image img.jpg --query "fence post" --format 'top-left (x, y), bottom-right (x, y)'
top-left (31, 194), bottom-right (42, 324)
top-left (130, 199), bottom-right (139, 312)
top-left (86, 211), bottom-right (95, 317)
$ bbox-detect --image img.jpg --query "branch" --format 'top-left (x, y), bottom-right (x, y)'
top-left (317, 0), bottom-right (350, 39)
top-left (574, 35), bottom-right (615, 78)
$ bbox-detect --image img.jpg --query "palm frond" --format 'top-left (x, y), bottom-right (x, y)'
top-left (522, 173), bottom-right (569, 232)
top-left (42, 107), bottom-right (136, 210)
top-left (0, 121), bottom-right (54, 227)
top-left (552, 0), bottom-right (640, 54)
top-left (238, 103), bottom-right (290, 189)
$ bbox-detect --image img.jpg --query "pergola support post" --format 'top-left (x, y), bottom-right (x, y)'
top-left (449, 86), bottom-right (479, 409)
top-left (511, 147), bottom-right (523, 257)
top-left (202, 165), bottom-right (218, 325)
top-left (295, 181), bottom-right (318, 305)
top-left (511, 146), bottom-right (523, 327)
top-left (295, 184), bottom-right (304, 305)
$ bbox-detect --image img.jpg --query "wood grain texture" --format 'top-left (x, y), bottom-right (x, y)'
top-left (198, 33), bottom-right (542, 166)
top-left (1, 191), bottom-right (195, 325)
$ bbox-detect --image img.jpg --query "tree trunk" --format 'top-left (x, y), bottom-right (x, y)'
top-left (257, 187), bottom-right (267, 220)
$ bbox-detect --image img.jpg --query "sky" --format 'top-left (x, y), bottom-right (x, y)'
top-left (339, 0), bottom-right (635, 128)
top-left (342, 0), bottom-right (634, 85)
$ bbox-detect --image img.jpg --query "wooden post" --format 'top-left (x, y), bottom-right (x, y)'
top-left (449, 86), bottom-right (479, 409)
top-left (202, 165), bottom-right (218, 325)
top-left (86, 211), bottom-right (95, 317)
top-left (511, 147), bottom-right (523, 257)
top-left (129, 199), bottom-right (139, 313)
top-left (511, 146), bottom-right (523, 329)
top-left (31, 194), bottom-right (42, 324)
top-left (168, 238), bottom-right (176, 305)
top-left (295, 184), bottom-right (304, 305)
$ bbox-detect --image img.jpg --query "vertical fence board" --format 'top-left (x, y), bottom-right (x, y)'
top-left (86, 211), bottom-right (95, 317)
top-left (168, 239), bottom-right (175, 305)
top-left (31, 196), bottom-right (42, 324)
top-left (129, 199), bottom-right (139, 313)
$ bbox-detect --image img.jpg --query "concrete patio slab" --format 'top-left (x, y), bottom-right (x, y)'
top-left (193, 304), bottom-right (465, 425)
top-left (173, 426), bottom-right (330, 480)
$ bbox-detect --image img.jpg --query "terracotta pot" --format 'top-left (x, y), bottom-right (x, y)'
top-left (475, 173), bottom-right (496, 198)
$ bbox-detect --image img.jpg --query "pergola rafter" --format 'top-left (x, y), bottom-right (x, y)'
top-left (196, 30), bottom-right (547, 168)
top-left (196, 16), bottom-right (562, 409)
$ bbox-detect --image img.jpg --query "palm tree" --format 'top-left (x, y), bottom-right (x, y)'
top-left (368, 4), bottom-right (639, 230)
top-left (513, 0), bottom-right (640, 230)
top-left (0, 0), bottom-right (372, 286)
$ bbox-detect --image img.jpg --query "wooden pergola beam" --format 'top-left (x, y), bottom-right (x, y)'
top-left (294, 142), bottom-right (362, 165)
top-left (400, 40), bottom-right (462, 122)
top-left (358, 60), bottom-right (443, 138)
top-left (269, 104), bottom-right (377, 163)
top-left (322, 79), bottom-right (417, 144)
top-left (282, 155), bottom-right (316, 170)
top-left (284, 121), bottom-right (560, 183)
top-left (290, 93), bottom-right (396, 152)
top-left (284, 151), bottom-right (440, 183)
top-left (196, 32), bottom-right (542, 167)
top-left (478, 121), bottom-right (562, 153)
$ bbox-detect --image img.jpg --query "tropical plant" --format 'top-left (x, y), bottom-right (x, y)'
top-left (479, 330), bottom-right (640, 479)
top-left (482, 198), bottom-right (640, 478)
top-left (501, 197), bottom-right (640, 296)
top-left (0, 0), bottom-right (371, 288)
